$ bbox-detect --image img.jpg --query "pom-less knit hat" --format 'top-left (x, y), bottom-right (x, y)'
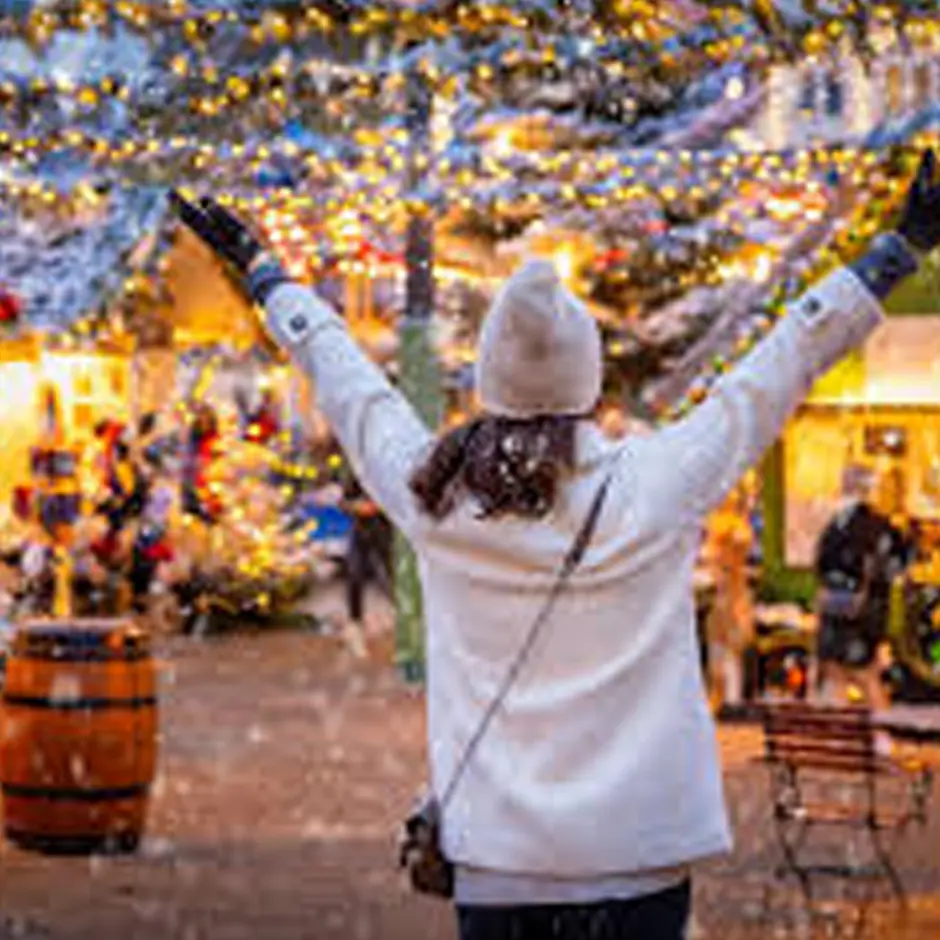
top-left (476, 259), bottom-right (602, 418)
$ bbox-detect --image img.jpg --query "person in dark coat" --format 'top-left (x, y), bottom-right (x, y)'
top-left (815, 466), bottom-right (912, 715)
top-left (340, 466), bottom-right (392, 657)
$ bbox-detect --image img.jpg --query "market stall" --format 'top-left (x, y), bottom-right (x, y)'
top-left (764, 302), bottom-right (940, 700)
top-left (0, 335), bottom-right (132, 508)
top-left (0, 225), bottom-right (342, 635)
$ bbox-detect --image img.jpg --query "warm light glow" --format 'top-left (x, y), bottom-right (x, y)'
top-left (809, 319), bottom-right (940, 406)
top-left (333, 209), bottom-right (361, 244)
top-left (753, 253), bottom-right (772, 284)
top-left (725, 76), bottom-right (746, 101)
top-left (553, 245), bottom-right (576, 284)
top-left (0, 359), bottom-right (39, 501)
top-left (492, 127), bottom-right (514, 158)
top-left (0, 361), bottom-right (37, 411)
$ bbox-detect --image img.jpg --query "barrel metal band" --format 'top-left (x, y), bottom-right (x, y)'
top-left (1, 695), bottom-right (157, 711)
top-left (11, 649), bottom-right (150, 663)
top-left (2, 783), bottom-right (149, 802)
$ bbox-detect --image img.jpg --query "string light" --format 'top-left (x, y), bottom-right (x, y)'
top-left (2, 2), bottom-right (936, 430)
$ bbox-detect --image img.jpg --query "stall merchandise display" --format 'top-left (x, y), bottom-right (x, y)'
top-left (0, 370), bottom-right (338, 633)
top-left (888, 576), bottom-right (940, 702)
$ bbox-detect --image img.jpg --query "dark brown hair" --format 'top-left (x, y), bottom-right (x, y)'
top-left (410, 415), bottom-right (580, 521)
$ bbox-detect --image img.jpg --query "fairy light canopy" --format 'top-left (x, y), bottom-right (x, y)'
top-left (1, 0), bottom-right (939, 416)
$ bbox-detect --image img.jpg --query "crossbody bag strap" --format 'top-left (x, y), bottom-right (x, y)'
top-left (439, 465), bottom-right (617, 812)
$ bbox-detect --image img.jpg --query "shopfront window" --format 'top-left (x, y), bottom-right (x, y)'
top-left (783, 406), bottom-right (940, 567)
top-left (782, 317), bottom-right (940, 569)
top-left (885, 62), bottom-right (905, 115)
top-left (824, 72), bottom-right (844, 116)
top-left (914, 61), bottom-right (935, 108)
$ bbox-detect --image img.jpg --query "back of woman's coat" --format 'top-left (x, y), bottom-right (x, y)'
top-left (260, 263), bottom-right (884, 876)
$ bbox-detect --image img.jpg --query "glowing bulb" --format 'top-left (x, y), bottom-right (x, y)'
top-left (492, 128), bottom-right (513, 157)
top-left (553, 246), bottom-right (576, 284)
top-left (725, 76), bottom-right (746, 101)
top-left (753, 254), bottom-right (772, 284)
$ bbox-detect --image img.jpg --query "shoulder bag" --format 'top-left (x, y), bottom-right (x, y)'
top-left (398, 468), bottom-right (615, 899)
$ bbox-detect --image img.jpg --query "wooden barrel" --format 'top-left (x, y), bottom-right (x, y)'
top-left (0, 619), bottom-right (158, 854)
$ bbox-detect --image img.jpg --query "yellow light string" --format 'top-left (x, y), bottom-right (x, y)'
top-left (2, 0), bottom-right (933, 55)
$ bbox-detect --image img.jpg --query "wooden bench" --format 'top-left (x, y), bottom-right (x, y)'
top-left (760, 703), bottom-right (934, 915)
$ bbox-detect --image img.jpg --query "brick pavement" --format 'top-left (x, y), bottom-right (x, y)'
top-left (0, 619), bottom-right (934, 940)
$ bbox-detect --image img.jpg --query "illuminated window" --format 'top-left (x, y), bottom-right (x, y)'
top-left (110, 363), bottom-right (125, 396)
top-left (915, 61), bottom-right (934, 107)
top-left (885, 63), bottom-right (904, 114)
top-left (799, 73), bottom-right (816, 114)
top-left (73, 403), bottom-right (94, 434)
top-left (824, 72), bottom-right (843, 116)
top-left (74, 369), bottom-right (92, 398)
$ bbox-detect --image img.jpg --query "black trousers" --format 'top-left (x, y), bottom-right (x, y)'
top-left (345, 522), bottom-right (391, 622)
top-left (456, 879), bottom-right (691, 940)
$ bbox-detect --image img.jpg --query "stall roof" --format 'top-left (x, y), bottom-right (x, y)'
top-left (809, 315), bottom-right (940, 407)
top-left (160, 229), bottom-right (266, 349)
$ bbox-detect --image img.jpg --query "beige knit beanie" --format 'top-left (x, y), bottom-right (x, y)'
top-left (476, 259), bottom-right (603, 418)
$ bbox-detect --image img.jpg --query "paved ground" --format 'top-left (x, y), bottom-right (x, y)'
top-left (0, 590), bottom-right (936, 939)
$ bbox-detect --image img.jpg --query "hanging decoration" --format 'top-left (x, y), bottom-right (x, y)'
top-left (0, 285), bottom-right (22, 325)
top-left (0, 0), bottom-right (937, 419)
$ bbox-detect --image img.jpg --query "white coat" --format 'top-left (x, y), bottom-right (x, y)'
top-left (263, 265), bottom-right (883, 877)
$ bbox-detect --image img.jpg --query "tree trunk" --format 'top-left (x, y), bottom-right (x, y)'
top-left (395, 68), bottom-right (443, 683)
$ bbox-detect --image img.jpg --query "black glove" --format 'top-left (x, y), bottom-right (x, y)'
top-left (168, 191), bottom-right (263, 274)
top-left (898, 149), bottom-right (940, 254)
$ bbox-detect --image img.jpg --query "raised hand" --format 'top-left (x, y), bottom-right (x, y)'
top-left (168, 191), bottom-right (263, 275)
top-left (898, 149), bottom-right (940, 255)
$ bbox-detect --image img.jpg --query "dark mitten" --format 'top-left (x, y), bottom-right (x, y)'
top-left (898, 149), bottom-right (940, 254)
top-left (199, 198), bottom-right (263, 271)
top-left (168, 191), bottom-right (262, 274)
top-left (849, 149), bottom-right (940, 300)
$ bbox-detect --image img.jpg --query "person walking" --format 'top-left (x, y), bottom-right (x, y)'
top-left (815, 465), bottom-right (912, 721)
top-left (704, 485), bottom-right (756, 716)
top-left (171, 150), bottom-right (940, 940)
top-left (341, 466), bottom-right (393, 658)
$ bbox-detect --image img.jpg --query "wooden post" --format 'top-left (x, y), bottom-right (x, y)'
top-left (394, 66), bottom-right (444, 684)
top-left (52, 543), bottom-right (73, 619)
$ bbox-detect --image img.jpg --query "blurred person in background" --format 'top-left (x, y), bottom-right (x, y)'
top-left (704, 485), bottom-right (755, 717)
top-left (341, 466), bottom-right (392, 659)
top-left (815, 465), bottom-right (912, 733)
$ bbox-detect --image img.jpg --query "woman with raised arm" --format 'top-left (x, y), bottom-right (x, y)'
top-left (171, 150), bottom-right (940, 940)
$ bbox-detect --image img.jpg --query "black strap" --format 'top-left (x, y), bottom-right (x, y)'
top-left (439, 467), bottom-right (616, 811)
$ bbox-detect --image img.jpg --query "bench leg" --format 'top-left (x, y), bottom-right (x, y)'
top-left (774, 817), bottom-right (814, 906)
top-left (870, 826), bottom-right (907, 904)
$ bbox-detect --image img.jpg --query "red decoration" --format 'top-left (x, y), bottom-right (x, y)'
top-left (12, 486), bottom-right (33, 521)
top-left (194, 429), bottom-right (223, 519)
top-left (245, 393), bottom-right (280, 445)
top-left (142, 538), bottom-right (174, 564)
top-left (642, 219), bottom-right (668, 236)
top-left (91, 529), bottom-right (121, 565)
top-left (0, 286), bottom-right (21, 323)
top-left (594, 248), bottom-right (629, 271)
top-left (355, 238), bottom-right (404, 266)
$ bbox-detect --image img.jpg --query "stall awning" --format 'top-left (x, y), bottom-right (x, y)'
top-left (808, 315), bottom-right (940, 407)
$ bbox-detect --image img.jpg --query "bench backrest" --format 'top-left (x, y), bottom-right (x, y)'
top-left (762, 703), bottom-right (877, 775)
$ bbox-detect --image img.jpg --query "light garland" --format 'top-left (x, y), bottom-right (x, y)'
top-left (20, 133), bottom-right (920, 370)
top-left (0, 3), bottom-right (935, 183)
top-left (1, 1), bottom-right (937, 430)
top-left (0, 135), bottom-right (914, 212)
top-left (0, 0), bottom-right (933, 57)
top-left (656, 144), bottom-right (923, 420)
